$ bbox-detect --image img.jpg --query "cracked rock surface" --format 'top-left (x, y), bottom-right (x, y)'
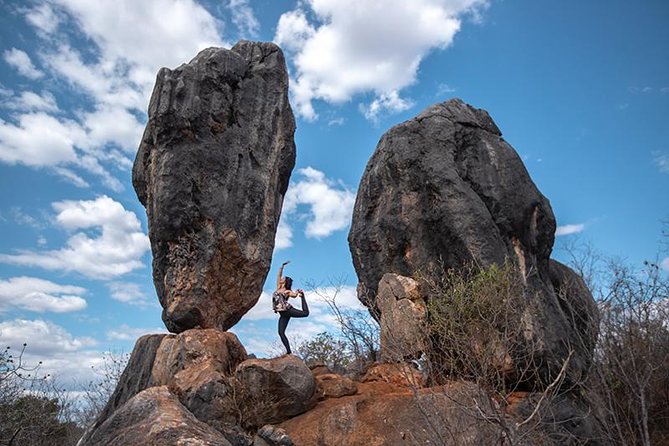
top-left (349, 99), bottom-right (598, 388)
top-left (133, 41), bottom-right (296, 333)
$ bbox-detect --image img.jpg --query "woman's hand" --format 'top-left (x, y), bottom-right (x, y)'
top-left (282, 260), bottom-right (291, 266)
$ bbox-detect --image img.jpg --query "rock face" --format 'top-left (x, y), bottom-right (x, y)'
top-left (133, 41), bottom-right (296, 333)
top-left (376, 273), bottom-right (426, 360)
top-left (349, 99), bottom-right (598, 387)
top-left (315, 373), bottom-right (358, 400)
top-left (280, 380), bottom-right (502, 446)
top-left (235, 355), bottom-right (317, 425)
top-left (79, 386), bottom-right (232, 446)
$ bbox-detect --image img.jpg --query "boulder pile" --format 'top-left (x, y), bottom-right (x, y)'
top-left (80, 41), bottom-right (602, 445)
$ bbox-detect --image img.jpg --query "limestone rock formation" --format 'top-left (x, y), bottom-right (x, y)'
top-left (235, 355), bottom-right (317, 425)
top-left (348, 98), bottom-right (598, 387)
top-left (376, 273), bottom-right (426, 360)
top-left (133, 41), bottom-right (296, 333)
top-left (79, 386), bottom-right (232, 446)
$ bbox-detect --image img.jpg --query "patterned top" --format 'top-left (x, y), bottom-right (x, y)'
top-left (272, 290), bottom-right (292, 313)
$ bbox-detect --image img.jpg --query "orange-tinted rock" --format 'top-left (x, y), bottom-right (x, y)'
top-left (315, 373), bottom-right (357, 400)
top-left (361, 362), bottom-right (426, 389)
top-left (151, 328), bottom-right (248, 384)
top-left (280, 381), bottom-right (500, 446)
top-left (376, 273), bottom-right (426, 361)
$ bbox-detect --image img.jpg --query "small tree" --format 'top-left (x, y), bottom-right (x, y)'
top-left (296, 332), bottom-right (352, 373)
top-left (308, 279), bottom-right (380, 374)
top-left (588, 260), bottom-right (669, 446)
top-left (0, 344), bottom-right (82, 446)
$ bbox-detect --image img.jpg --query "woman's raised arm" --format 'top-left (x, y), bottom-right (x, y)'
top-left (277, 260), bottom-right (290, 288)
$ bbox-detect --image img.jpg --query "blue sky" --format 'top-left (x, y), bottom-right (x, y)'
top-left (0, 0), bottom-right (667, 386)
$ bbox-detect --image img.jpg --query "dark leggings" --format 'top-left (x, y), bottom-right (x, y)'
top-left (278, 295), bottom-right (309, 354)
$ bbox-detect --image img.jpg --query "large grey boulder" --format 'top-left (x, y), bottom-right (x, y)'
top-left (235, 355), bottom-right (317, 426)
top-left (348, 99), bottom-right (598, 388)
top-left (133, 41), bottom-right (296, 333)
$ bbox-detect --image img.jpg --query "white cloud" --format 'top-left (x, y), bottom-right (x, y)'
top-left (7, 91), bottom-right (58, 112)
top-left (0, 276), bottom-right (87, 313)
top-left (25, 3), bottom-right (62, 35)
top-left (274, 215), bottom-right (294, 251)
top-left (653, 151), bottom-right (669, 173)
top-left (436, 82), bottom-right (456, 96)
top-left (106, 323), bottom-right (165, 341)
top-left (0, 112), bottom-right (83, 167)
top-left (556, 223), bottom-right (586, 236)
top-left (0, 196), bottom-right (150, 279)
top-left (3, 48), bottom-right (44, 79)
top-left (283, 167), bottom-right (356, 239)
top-left (0, 318), bottom-right (102, 384)
top-left (0, 0), bottom-right (230, 188)
top-left (274, 0), bottom-right (488, 120)
top-left (107, 282), bottom-right (153, 307)
top-left (360, 90), bottom-right (413, 122)
top-left (229, 0), bottom-right (260, 37)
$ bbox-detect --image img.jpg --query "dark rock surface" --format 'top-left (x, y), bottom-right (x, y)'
top-left (133, 41), bottom-right (296, 333)
top-left (78, 386), bottom-right (232, 446)
top-left (235, 355), bottom-right (317, 426)
top-left (348, 99), bottom-right (598, 387)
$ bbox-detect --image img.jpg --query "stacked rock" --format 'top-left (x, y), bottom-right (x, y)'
top-left (79, 41), bottom-right (313, 446)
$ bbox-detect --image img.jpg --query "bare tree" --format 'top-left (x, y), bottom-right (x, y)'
top-left (0, 344), bottom-right (82, 446)
top-left (307, 278), bottom-right (380, 374)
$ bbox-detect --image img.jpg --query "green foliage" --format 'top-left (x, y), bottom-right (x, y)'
top-left (423, 260), bottom-right (527, 390)
top-left (297, 332), bottom-right (352, 374)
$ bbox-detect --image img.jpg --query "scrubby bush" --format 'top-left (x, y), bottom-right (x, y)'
top-left (422, 261), bottom-right (530, 393)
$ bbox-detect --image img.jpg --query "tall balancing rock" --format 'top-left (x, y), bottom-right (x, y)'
top-left (349, 99), bottom-right (598, 387)
top-left (133, 41), bottom-right (296, 333)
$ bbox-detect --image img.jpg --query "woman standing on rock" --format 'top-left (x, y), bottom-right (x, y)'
top-left (273, 260), bottom-right (309, 354)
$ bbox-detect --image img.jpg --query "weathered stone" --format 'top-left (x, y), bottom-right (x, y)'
top-left (348, 98), bottom-right (598, 388)
top-left (152, 328), bottom-right (248, 384)
top-left (308, 362), bottom-right (332, 377)
top-left (253, 425), bottom-right (294, 446)
top-left (315, 373), bottom-right (358, 400)
top-left (506, 390), bottom-right (605, 445)
top-left (376, 273), bottom-right (426, 360)
top-left (150, 329), bottom-right (248, 433)
top-left (280, 380), bottom-right (501, 445)
top-left (133, 41), bottom-right (296, 332)
top-left (78, 386), bottom-right (232, 446)
top-left (78, 333), bottom-right (171, 445)
top-left (235, 355), bottom-right (316, 426)
top-left (361, 362), bottom-right (426, 389)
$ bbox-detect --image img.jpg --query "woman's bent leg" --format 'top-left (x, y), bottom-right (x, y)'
top-left (278, 312), bottom-right (291, 354)
top-left (287, 296), bottom-right (309, 318)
